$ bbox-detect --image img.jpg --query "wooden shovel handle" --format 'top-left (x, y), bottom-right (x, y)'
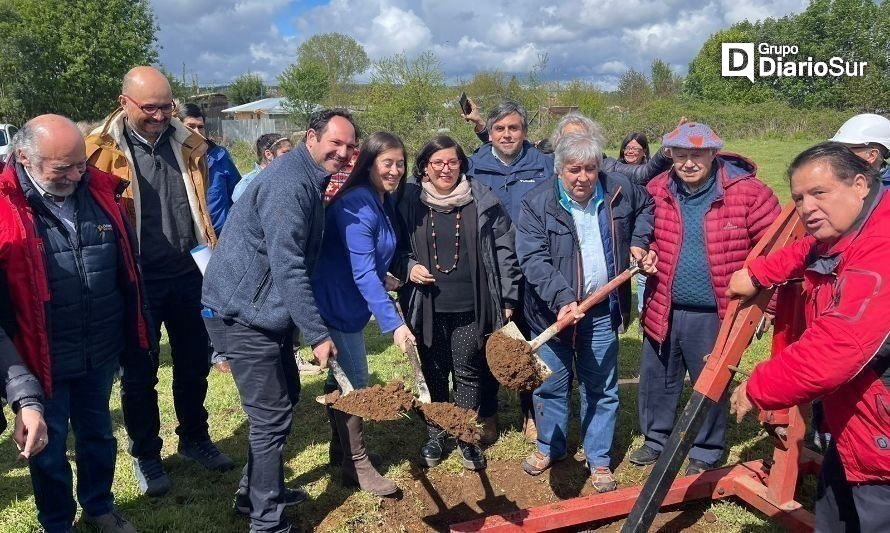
top-left (529, 265), bottom-right (641, 351)
top-left (328, 359), bottom-right (354, 395)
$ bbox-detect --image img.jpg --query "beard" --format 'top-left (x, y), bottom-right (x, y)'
top-left (30, 170), bottom-right (79, 198)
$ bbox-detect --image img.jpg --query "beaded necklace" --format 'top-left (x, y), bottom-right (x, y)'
top-left (429, 207), bottom-right (461, 274)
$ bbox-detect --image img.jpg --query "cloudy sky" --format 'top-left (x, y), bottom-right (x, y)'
top-left (151, 0), bottom-right (809, 89)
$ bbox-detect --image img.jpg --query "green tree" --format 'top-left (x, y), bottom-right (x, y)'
top-left (0, 0), bottom-right (157, 123)
top-left (279, 61), bottom-right (330, 124)
top-left (650, 59), bottom-right (681, 98)
top-left (364, 51), bottom-right (446, 153)
top-left (297, 33), bottom-right (369, 89)
top-left (227, 73), bottom-right (265, 105)
top-left (616, 68), bottom-right (652, 105)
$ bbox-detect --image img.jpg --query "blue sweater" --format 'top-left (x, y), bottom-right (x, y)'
top-left (670, 172), bottom-right (718, 309)
top-left (312, 184), bottom-right (402, 334)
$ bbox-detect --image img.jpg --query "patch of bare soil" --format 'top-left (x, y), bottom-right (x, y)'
top-left (417, 403), bottom-right (481, 444)
top-left (486, 331), bottom-right (545, 392)
top-left (351, 457), bottom-right (712, 532)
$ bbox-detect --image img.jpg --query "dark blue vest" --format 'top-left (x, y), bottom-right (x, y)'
top-left (23, 174), bottom-right (125, 380)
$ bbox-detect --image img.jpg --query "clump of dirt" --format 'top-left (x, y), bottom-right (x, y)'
top-left (486, 330), bottom-right (544, 392)
top-left (327, 380), bottom-right (417, 421)
top-left (418, 402), bottom-right (481, 444)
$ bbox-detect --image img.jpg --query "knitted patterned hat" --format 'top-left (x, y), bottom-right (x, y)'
top-left (661, 122), bottom-right (724, 149)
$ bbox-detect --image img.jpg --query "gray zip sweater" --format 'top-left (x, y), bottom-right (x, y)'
top-left (201, 143), bottom-right (330, 344)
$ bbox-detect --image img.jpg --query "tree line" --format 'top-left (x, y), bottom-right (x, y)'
top-left (0, 0), bottom-right (881, 145)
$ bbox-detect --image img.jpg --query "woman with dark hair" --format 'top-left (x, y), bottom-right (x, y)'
top-left (619, 132), bottom-right (650, 165)
top-left (618, 132), bottom-right (651, 319)
top-left (312, 131), bottom-right (414, 497)
top-left (392, 135), bottom-right (520, 470)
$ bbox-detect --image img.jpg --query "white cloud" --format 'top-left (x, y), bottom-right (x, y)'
top-left (149, 0), bottom-right (812, 87)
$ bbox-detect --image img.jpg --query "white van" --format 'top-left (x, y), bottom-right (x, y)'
top-left (0, 123), bottom-right (18, 161)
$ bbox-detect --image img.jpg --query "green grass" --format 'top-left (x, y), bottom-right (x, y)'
top-left (0, 138), bottom-right (822, 532)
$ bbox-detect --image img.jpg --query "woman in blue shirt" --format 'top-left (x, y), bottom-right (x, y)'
top-left (312, 131), bottom-right (414, 498)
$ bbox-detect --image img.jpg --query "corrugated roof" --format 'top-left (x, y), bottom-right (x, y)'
top-left (222, 97), bottom-right (290, 114)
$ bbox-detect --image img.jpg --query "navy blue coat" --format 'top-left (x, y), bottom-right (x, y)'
top-left (516, 171), bottom-right (653, 340)
top-left (468, 141), bottom-right (554, 220)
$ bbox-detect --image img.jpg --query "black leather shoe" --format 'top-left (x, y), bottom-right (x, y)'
top-left (628, 445), bottom-right (661, 466)
top-left (685, 458), bottom-right (717, 476)
top-left (421, 437), bottom-right (444, 467)
top-left (458, 442), bottom-right (487, 471)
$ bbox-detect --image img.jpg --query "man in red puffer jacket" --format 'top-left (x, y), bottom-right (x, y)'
top-left (729, 142), bottom-right (890, 533)
top-left (629, 122), bottom-right (781, 475)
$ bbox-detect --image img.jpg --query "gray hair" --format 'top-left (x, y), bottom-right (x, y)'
top-left (486, 100), bottom-right (528, 132)
top-left (554, 132), bottom-right (604, 175)
top-left (550, 112), bottom-right (607, 148)
top-left (10, 121), bottom-right (41, 166)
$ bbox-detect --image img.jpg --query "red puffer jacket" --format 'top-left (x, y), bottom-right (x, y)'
top-left (642, 153), bottom-right (780, 343)
top-left (0, 159), bottom-right (154, 394)
top-left (746, 188), bottom-right (890, 483)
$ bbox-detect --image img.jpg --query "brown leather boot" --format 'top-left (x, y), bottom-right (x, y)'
top-left (333, 410), bottom-right (398, 497)
top-left (324, 382), bottom-right (343, 467)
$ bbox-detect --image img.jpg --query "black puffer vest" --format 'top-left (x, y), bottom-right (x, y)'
top-left (21, 171), bottom-right (125, 380)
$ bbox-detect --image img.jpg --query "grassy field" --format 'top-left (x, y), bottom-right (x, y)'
top-left (0, 137), bottom-right (820, 532)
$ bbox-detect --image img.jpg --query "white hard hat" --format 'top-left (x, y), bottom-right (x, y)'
top-left (830, 113), bottom-right (890, 152)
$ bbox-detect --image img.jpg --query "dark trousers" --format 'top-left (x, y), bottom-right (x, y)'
top-left (419, 312), bottom-right (483, 419)
top-left (29, 360), bottom-right (117, 532)
top-left (815, 443), bottom-right (890, 532)
top-left (121, 269), bottom-right (210, 458)
top-left (638, 307), bottom-right (726, 464)
top-left (218, 319), bottom-right (299, 533)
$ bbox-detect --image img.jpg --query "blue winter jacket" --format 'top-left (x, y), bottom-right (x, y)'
top-left (311, 184), bottom-right (402, 334)
top-left (202, 143), bottom-right (330, 344)
top-left (205, 144), bottom-right (242, 235)
top-left (516, 171), bottom-right (653, 340)
top-left (468, 141), bottom-right (554, 220)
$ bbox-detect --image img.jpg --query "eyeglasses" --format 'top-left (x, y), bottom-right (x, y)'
top-left (428, 159), bottom-right (461, 171)
top-left (623, 146), bottom-right (643, 153)
top-left (122, 94), bottom-right (176, 116)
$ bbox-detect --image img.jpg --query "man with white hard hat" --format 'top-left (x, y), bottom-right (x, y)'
top-left (830, 113), bottom-right (890, 185)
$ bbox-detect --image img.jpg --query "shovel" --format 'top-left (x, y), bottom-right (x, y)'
top-left (488, 263), bottom-right (641, 386)
top-left (403, 341), bottom-right (432, 403)
top-left (315, 359), bottom-right (354, 405)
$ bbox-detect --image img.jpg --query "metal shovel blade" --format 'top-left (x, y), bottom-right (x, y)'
top-left (495, 321), bottom-right (553, 379)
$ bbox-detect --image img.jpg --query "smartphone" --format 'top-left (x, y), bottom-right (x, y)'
top-left (459, 92), bottom-right (472, 115)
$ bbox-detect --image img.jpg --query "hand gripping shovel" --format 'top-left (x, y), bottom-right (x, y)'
top-left (486, 262), bottom-right (641, 392)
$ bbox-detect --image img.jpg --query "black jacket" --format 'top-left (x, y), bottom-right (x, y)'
top-left (392, 179), bottom-right (520, 347)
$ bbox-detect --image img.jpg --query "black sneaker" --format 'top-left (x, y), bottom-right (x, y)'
top-left (235, 487), bottom-right (308, 515)
top-left (685, 458), bottom-right (717, 476)
top-left (421, 437), bottom-right (444, 467)
top-left (628, 445), bottom-right (661, 466)
top-left (178, 438), bottom-right (234, 472)
top-left (458, 442), bottom-right (487, 471)
top-left (132, 456), bottom-right (171, 497)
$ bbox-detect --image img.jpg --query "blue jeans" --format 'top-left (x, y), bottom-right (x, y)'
top-left (29, 359), bottom-right (118, 532)
top-left (325, 328), bottom-right (369, 390)
top-left (532, 308), bottom-right (618, 467)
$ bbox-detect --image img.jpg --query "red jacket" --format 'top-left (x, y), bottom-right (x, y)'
top-left (642, 153), bottom-right (780, 342)
top-left (746, 188), bottom-right (890, 483)
top-left (0, 159), bottom-right (153, 395)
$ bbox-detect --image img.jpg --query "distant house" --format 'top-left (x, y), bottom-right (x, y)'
top-left (190, 92), bottom-right (230, 120)
top-left (220, 97), bottom-right (319, 143)
top-left (222, 97), bottom-right (294, 120)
